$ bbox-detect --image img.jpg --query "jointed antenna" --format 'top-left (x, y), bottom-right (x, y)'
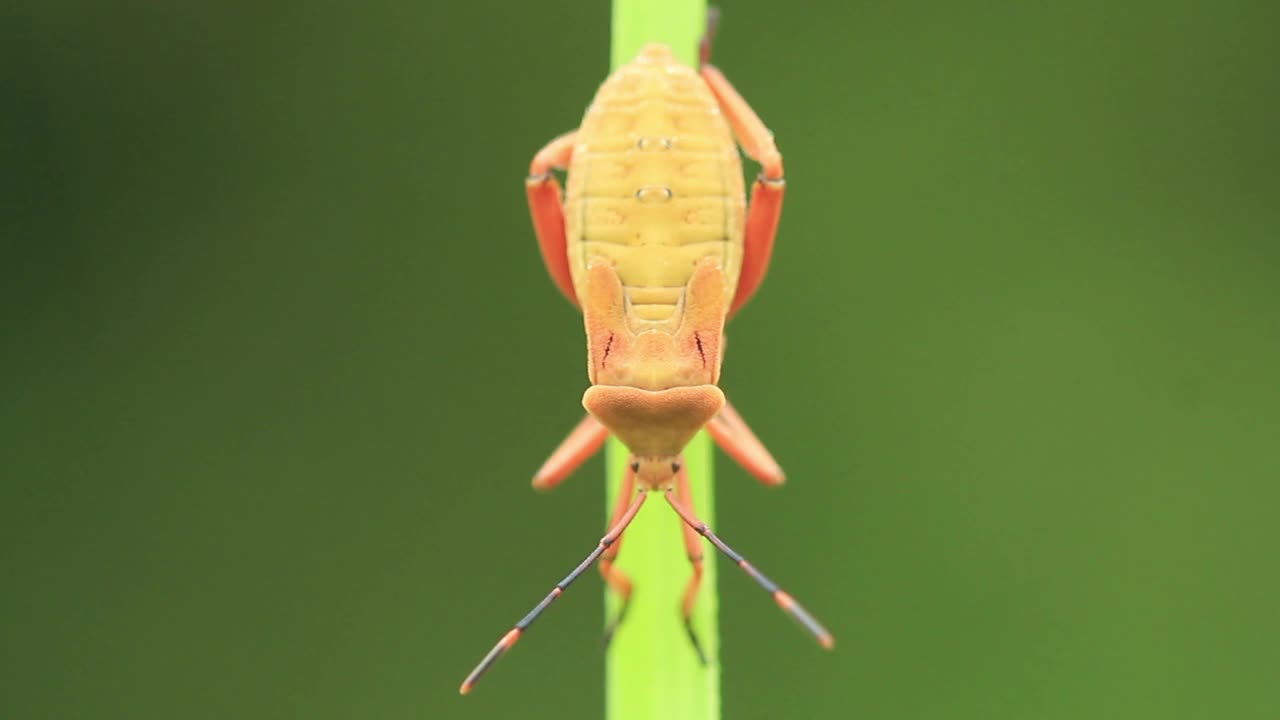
top-left (459, 489), bottom-right (649, 694)
top-left (664, 489), bottom-right (834, 650)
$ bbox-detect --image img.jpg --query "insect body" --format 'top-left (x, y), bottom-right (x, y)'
top-left (461, 25), bottom-right (832, 695)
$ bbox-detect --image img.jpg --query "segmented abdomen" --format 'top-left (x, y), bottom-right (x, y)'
top-left (565, 45), bottom-right (744, 328)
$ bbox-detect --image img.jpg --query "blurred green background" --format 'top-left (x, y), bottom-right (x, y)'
top-left (4, 1), bottom-right (1278, 718)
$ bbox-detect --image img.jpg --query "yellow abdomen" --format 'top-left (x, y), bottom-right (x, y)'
top-left (565, 44), bottom-right (745, 329)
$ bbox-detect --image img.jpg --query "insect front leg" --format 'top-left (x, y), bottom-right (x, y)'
top-left (526, 131), bottom-right (579, 305)
top-left (600, 463), bottom-right (637, 648)
top-left (675, 461), bottom-right (710, 664)
top-left (665, 480), bottom-right (834, 651)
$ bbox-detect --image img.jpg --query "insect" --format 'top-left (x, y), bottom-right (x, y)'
top-left (460, 14), bottom-right (832, 695)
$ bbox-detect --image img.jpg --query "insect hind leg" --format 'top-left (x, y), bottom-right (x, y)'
top-left (696, 18), bottom-right (786, 315)
top-left (526, 130), bottom-right (579, 305)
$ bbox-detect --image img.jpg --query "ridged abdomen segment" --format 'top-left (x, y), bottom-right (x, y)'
top-left (565, 46), bottom-right (745, 327)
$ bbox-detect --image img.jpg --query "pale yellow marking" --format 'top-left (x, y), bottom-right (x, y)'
top-left (564, 47), bottom-right (745, 329)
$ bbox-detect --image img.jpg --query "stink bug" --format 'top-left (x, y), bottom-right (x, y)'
top-left (460, 14), bottom-right (832, 695)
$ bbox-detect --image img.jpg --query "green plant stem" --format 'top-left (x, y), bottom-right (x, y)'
top-left (611, 0), bottom-right (705, 69)
top-left (606, 4), bottom-right (716, 720)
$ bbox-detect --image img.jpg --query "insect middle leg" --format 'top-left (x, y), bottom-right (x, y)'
top-left (706, 400), bottom-right (786, 487)
top-left (526, 130), bottom-right (579, 305)
top-left (532, 414), bottom-right (609, 491)
top-left (600, 463), bottom-right (637, 646)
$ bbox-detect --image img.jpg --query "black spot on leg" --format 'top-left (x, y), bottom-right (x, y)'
top-left (694, 332), bottom-right (706, 368)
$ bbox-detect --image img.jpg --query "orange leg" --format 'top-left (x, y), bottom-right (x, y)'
top-left (732, 176), bottom-right (784, 316)
top-left (460, 485), bottom-right (649, 694)
top-left (699, 65), bottom-right (781, 179)
top-left (600, 464), bottom-right (637, 647)
top-left (699, 54), bottom-right (785, 316)
top-left (706, 400), bottom-right (786, 486)
top-left (531, 414), bottom-right (609, 491)
top-left (698, 6), bottom-right (721, 66)
top-left (675, 462), bottom-right (709, 664)
top-left (664, 486), bottom-right (834, 651)
top-left (527, 131), bottom-right (579, 306)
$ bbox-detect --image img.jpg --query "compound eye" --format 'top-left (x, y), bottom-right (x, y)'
top-left (630, 461), bottom-right (641, 473)
top-left (671, 461), bottom-right (682, 473)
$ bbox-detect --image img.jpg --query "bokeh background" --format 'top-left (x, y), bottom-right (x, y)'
top-left (4, 1), bottom-right (1278, 718)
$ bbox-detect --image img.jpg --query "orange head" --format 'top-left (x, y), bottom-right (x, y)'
top-left (578, 243), bottom-right (732, 490)
top-left (582, 384), bottom-right (725, 489)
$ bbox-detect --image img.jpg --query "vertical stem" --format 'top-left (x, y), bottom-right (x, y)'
top-left (611, 0), bottom-right (706, 69)
top-left (607, 5), bottom-right (717, 720)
